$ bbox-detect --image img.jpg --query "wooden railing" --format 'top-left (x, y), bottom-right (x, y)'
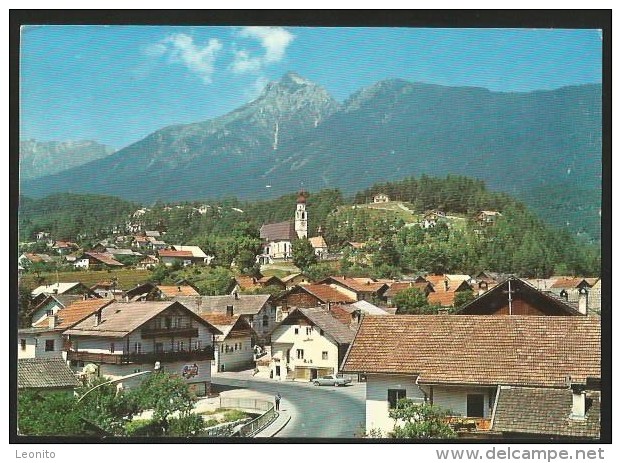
top-left (67, 346), bottom-right (214, 365)
top-left (140, 327), bottom-right (198, 339)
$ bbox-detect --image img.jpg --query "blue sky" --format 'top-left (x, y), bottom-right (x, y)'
top-left (20, 26), bottom-right (602, 149)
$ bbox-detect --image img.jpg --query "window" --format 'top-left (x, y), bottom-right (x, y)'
top-left (109, 343), bottom-right (115, 353)
top-left (296, 349), bottom-right (304, 359)
top-left (165, 317), bottom-right (172, 329)
top-left (134, 342), bottom-right (142, 353)
top-left (45, 340), bottom-right (55, 352)
top-left (176, 317), bottom-right (183, 328)
top-left (234, 343), bottom-right (238, 351)
top-left (20, 339), bottom-right (26, 351)
top-left (46, 309), bottom-right (54, 316)
top-left (154, 318), bottom-right (162, 329)
top-left (467, 394), bottom-right (485, 418)
top-left (322, 351), bottom-right (328, 360)
top-left (294, 328), bottom-right (299, 335)
top-left (306, 327), bottom-right (313, 336)
top-left (133, 369), bottom-right (142, 374)
top-left (320, 329), bottom-right (324, 336)
top-left (194, 340), bottom-right (202, 350)
top-left (263, 315), bottom-right (269, 327)
top-left (388, 389), bottom-right (406, 409)
top-left (155, 342), bottom-right (164, 353)
top-left (177, 341), bottom-right (184, 351)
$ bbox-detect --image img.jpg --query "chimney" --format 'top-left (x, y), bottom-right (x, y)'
top-left (94, 309), bottom-right (102, 327)
top-left (53, 288), bottom-right (58, 294)
top-left (48, 314), bottom-right (57, 329)
top-left (570, 384), bottom-right (587, 420)
top-left (177, 286), bottom-right (182, 292)
top-left (443, 279), bottom-right (449, 292)
top-left (478, 281), bottom-right (488, 296)
top-left (83, 293), bottom-right (88, 300)
top-left (578, 287), bottom-right (588, 315)
top-left (560, 289), bottom-right (569, 301)
top-left (226, 305), bottom-right (234, 317)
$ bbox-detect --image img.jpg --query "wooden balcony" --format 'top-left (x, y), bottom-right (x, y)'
top-left (140, 326), bottom-right (199, 339)
top-left (67, 346), bottom-right (214, 365)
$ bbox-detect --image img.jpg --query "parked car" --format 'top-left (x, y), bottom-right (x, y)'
top-left (313, 374), bottom-right (352, 387)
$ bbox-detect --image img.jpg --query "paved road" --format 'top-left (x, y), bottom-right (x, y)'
top-left (212, 376), bottom-right (366, 438)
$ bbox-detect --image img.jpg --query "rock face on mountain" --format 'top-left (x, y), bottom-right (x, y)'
top-left (19, 139), bottom-right (115, 181)
top-left (21, 73), bottom-right (601, 216)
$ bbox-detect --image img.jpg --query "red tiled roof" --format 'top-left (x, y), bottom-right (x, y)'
top-left (34, 299), bottom-right (113, 329)
top-left (157, 285), bottom-right (200, 297)
top-left (342, 315), bottom-right (601, 388)
top-left (328, 305), bottom-right (354, 325)
top-left (85, 252), bottom-right (124, 266)
top-left (427, 291), bottom-right (459, 307)
top-left (158, 250), bottom-right (194, 258)
top-left (550, 277), bottom-right (592, 289)
top-left (301, 284), bottom-right (357, 303)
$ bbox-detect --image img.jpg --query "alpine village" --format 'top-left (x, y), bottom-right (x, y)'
top-left (17, 72), bottom-right (602, 441)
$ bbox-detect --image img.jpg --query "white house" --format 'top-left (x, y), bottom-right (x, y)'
top-left (200, 313), bottom-right (256, 372)
top-left (341, 315), bottom-right (600, 436)
top-left (63, 300), bottom-right (221, 396)
top-left (268, 307), bottom-right (356, 382)
top-left (373, 193), bottom-right (390, 203)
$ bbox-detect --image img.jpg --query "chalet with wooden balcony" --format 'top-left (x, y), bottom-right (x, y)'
top-left (316, 276), bottom-right (389, 302)
top-left (63, 300), bottom-right (221, 396)
top-left (341, 315), bottom-right (600, 437)
top-left (200, 313), bottom-right (257, 372)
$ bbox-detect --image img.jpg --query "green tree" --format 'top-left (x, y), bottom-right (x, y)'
top-left (194, 267), bottom-right (234, 295)
top-left (388, 400), bottom-right (456, 439)
top-left (453, 291), bottom-right (476, 309)
top-left (18, 391), bottom-right (86, 436)
top-left (393, 288), bottom-right (438, 314)
top-left (292, 238), bottom-right (317, 271)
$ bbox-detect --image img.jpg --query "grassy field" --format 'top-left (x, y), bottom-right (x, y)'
top-left (19, 268), bottom-right (153, 291)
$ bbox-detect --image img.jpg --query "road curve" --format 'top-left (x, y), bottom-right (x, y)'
top-left (212, 377), bottom-right (366, 438)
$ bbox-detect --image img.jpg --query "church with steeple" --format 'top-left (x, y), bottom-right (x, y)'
top-left (257, 191), bottom-right (324, 265)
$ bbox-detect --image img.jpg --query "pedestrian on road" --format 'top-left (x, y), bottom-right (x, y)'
top-left (275, 393), bottom-right (281, 411)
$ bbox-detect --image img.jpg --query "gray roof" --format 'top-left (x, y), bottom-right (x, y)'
top-left (172, 295), bottom-right (271, 316)
top-left (260, 221), bottom-right (296, 242)
top-left (64, 300), bottom-right (221, 338)
top-left (493, 386), bottom-right (600, 439)
top-left (296, 307), bottom-right (356, 345)
top-left (18, 358), bottom-right (80, 389)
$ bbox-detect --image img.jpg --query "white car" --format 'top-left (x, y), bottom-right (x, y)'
top-left (312, 374), bottom-right (352, 387)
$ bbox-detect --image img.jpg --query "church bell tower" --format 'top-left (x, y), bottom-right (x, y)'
top-left (295, 191), bottom-right (308, 239)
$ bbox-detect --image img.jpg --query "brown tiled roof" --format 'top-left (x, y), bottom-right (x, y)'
top-left (328, 306), bottom-right (354, 325)
top-left (296, 307), bottom-right (356, 345)
top-left (34, 299), bottom-right (114, 329)
top-left (260, 221), bottom-right (296, 241)
top-left (492, 387), bottom-right (600, 438)
top-left (24, 253), bottom-right (54, 263)
top-left (301, 284), bottom-right (357, 303)
top-left (320, 276), bottom-right (387, 294)
top-left (425, 275), bottom-right (446, 288)
top-left (341, 315), bottom-right (600, 388)
top-left (18, 358), bottom-right (81, 390)
top-left (85, 252), bottom-right (124, 266)
top-left (157, 285), bottom-right (200, 297)
top-left (158, 250), bottom-right (193, 258)
top-left (550, 277), bottom-right (592, 289)
top-left (173, 295), bottom-right (271, 316)
top-left (65, 301), bottom-right (220, 337)
top-left (308, 236), bottom-right (328, 248)
top-left (427, 291), bottom-right (459, 307)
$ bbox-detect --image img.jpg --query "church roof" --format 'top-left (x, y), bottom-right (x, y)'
top-left (260, 221), bottom-right (297, 242)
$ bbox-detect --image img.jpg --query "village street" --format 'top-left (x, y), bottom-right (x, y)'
top-left (211, 371), bottom-right (366, 438)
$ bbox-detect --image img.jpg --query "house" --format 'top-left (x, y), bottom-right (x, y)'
top-left (19, 253), bottom-right (55, 267)
top-left (268, 307), bottom-right (356, 382)
top-left (549, 277), bottom-right (595, 303)
top-left (589, 279), bottom-right (602, 314)
top-left (456, 277), bottom-right (586, 316)
top-left (341, 315), bottom-right (600, 436)
top-left (18, 358), bottom-right (80, 394)
top-left (384, 281), bottom-right (435, 306)
top-left (132, 235), bottom-right (150, 250)
top-left (275, 284), bottom-right (357, 317)
top-left (90, 281), bottom-right (124, 299)
top-left (104, 247), bottom-right (143, 260)
top-left (35, 231), bottom-right (51, 241)
top-left (308, 236), bottom-right (329, 259)
top-left (27, 294), bottom-right (85, 328)
top-left (280, 273), bottom-right (311, 289)
top-left (136, 255), bottom-right (159, 270)
top-left (229, 275), bottom-right (286, 294)
top-left (19, 298), bottom-right (115, 360)
top-left (171, 245), bottom-right (213, 265)
top-left (491, 384), bottom-right (600, 439)
top-left (316, 276), bottom-right (389, 302)
top-left (52, 241), bottom-right (79, 255)
top-left (172, 294), bottom-right (275, 343)
top-left (257, 192), bottom-right (308, 265)
top-left (421, 210), bottom-right (446, 229)
top-left (31, 282), bottom-right (97, 307)
top-left (64, 300), bottom-right (221, 396)
top-left (123, 282), bottom-right (200, 301)
top-left (74, 252), bottom-right (124, 270)
top-left (158, 249), bottom-right (194, 267)
top-left (373, 193), bottom-right (390, 203)
top-left (476, 210), bottom-right (502, 225)
top-left (200, 313), bottom-right (256, 372)
top-left (424, 275), bottom-right (474, 308)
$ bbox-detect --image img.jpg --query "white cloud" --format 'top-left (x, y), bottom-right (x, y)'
top-left (232, 26), bottom-right (295, 74)
top-left (165, 34), bottom-right (223, 84)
